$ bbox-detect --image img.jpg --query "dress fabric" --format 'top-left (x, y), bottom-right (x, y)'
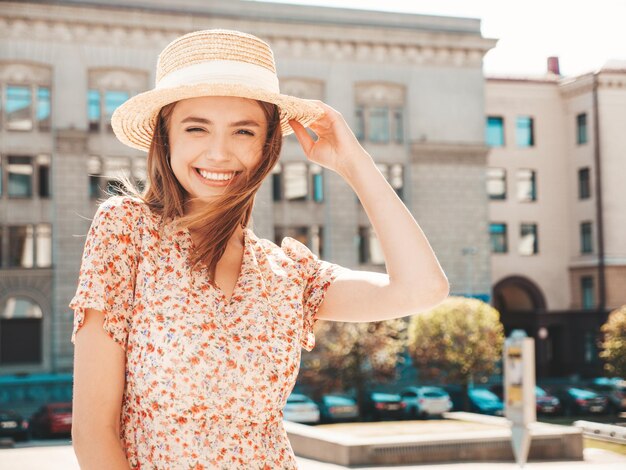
top-left (69, 195), bottom-right (344, 469)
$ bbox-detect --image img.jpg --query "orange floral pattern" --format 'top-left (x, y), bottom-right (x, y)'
top-left (69, 195), bottom-right (344, 469)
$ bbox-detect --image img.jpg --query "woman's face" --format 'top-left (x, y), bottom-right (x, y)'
top-left (167, 95), bottom-right (268, 205)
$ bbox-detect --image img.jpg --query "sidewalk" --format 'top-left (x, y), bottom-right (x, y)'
top-left (0, 444), bottom-right (624, 469)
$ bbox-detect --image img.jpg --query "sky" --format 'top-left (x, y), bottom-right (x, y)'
top-left (251, 0), bottom-right (626, 77)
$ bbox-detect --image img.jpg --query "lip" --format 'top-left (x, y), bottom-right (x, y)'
top-left (194, 167), bottom-right (241, 173)
top-left (194, 167), bottom-right (241, 187)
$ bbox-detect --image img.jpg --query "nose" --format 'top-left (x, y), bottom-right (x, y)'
top-left (202, 132), bottom-right (231, 163)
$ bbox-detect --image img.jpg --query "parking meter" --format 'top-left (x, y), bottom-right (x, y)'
top-left (504, 329), bottom-right (536, 466)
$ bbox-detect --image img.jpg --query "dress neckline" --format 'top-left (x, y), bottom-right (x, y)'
top-left (181, 225), bottom-right (251, 305)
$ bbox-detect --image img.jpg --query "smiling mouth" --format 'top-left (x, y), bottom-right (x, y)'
top-left (194, 168), bottom-right (242, 181)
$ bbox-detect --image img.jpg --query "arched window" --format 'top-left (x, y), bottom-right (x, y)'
top-left (354, 82), bottom-right (406, 144)
top-left (87, 68), bottom-right (148, 133)
top-left (0, 61), bottom-right (52, 133)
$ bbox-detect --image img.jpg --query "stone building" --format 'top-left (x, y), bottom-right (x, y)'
top-left (486, 58), bottom-right (626, 377)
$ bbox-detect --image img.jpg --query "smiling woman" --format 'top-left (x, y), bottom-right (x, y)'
top-left (70, 27), bottom-right (448, 470)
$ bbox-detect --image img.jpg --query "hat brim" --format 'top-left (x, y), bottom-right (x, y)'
top-left (111, 83), bottom-right (325, 152)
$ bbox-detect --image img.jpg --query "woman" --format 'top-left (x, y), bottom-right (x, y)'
top-left (70, 29), bottom-right (449, 469)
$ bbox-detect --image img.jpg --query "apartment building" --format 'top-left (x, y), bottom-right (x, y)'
top-left (0, 0), bottom-right (495, 405)
top-left (485, 58), bottom-right (626, 377)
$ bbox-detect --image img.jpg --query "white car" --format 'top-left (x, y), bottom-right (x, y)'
top-left (283, 393), bottom-right (320, 424)
top-left (400, 386), bottom-right (453, 419)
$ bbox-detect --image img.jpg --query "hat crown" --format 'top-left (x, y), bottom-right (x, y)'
top-left (156, 29), bottom-right (277, 86)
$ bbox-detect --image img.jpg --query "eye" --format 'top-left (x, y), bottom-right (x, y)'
top-left (185, 127), bottom-right (204, 133)
top-left (237, 129), bottom-right (255, 136)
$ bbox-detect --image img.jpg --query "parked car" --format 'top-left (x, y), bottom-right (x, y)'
top-left (468, 388), bottom-right (505, 416)
top-left (0, 409), bottom-right (30, 442)
top-left (534, 386), bottom-right (562, 415)
top-left (400, 386), bottom-right (453, 419)
top-left (361, 392), bottom-right (406, 422)
top-left (587, 377), bottom-right (626, 413)
top-left (316, 394), bottom-right (359, 424)
top-left (489, 384), bottom-right (561, 416)
top-left (283, 393), bottom-right (320, 424)
top-left (29, 402), bottom-right (73, 438)
top-left (553, 387), bottom-right (609, 416)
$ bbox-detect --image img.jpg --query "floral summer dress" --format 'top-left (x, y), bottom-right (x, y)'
top-left (69, 195), bottom-right (345, 469)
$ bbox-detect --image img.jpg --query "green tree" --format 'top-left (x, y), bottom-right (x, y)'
top-left (599, 305), bottom-right (626, 377)
top-left (298, 318), bottom-right (407, 415)
top-left (406, 296), bottom-right (505, 411)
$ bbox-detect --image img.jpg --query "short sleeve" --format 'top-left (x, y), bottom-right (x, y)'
top-left (280, 237), bottom-right (345, 352)
top-left (69, 196), bottom-right (142, 351)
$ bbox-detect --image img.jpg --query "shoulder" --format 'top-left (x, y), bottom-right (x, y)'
top-left (254, 233), bottom-right (319, 271)
top-left (94, 195), bottom-right (147, 225)
top-left (89, 195), bottom-right (149, 243)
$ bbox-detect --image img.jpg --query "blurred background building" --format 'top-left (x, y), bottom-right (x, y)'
top-left (485, 58), bottom-right (626, 378)
top-left (0, 0), bottom-right (623, 413)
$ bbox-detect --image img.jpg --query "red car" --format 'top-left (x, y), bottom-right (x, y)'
top-left (29, 402), bottom-right (73, 438)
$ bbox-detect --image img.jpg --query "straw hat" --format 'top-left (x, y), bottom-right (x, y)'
top-left (111, 29), bottom-right (325, 152)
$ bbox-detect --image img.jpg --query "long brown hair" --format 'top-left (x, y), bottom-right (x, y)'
top-left (109, 99), bottom-right (283, 283)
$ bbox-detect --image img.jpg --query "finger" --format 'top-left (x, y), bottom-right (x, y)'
top-left (289, 119), bottom-right (315, 155)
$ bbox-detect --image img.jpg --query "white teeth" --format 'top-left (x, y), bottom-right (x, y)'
top-left (198, 169), bottom-right (236, 181)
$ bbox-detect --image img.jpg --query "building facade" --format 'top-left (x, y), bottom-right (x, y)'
top-left (485, 58), bottom-right (626, 377)
top-left (0, 0), bottom-right (495, 401)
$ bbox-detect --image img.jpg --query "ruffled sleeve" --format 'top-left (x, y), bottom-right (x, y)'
top-left (69, 195), bottom-right (142, 351)
top-left (280, 237), bottom-right (345, 352)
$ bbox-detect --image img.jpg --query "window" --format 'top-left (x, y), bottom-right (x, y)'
top-left (310, 164), bottom-right (323, 202)
top-left (8, 156), bottom-right (33, 198)
top-left (369, 107), bottom-right (390, 143)
top-left (489, 223), bottom-right (507, 253)
top-left (284, 162), bottom-right (308, 201)
top-left (6, 223), bottom-right (52, 268)
top-left (1, 296), bottom-right (43, 365)
top-left (86, 89), bottom-right (130, 132)
top-left (104, 90), bottom-right (129, 132)
top-left (6, 85), bottom-right (32, 131)
top-left (578, 167), bottom-right (590, 199)
top-left (519, 223), bottom-right (538, 255)
top-left (87, 155), bottom-right (103, 199)
top-left (1, 63), bottom-right (52, 133)
top-left (486, 116), bottom-right (504, 147)
top-left (88, 89), bottom-right (101, 132)
top-left (37, 154), bottom-right (51, 198)
top-left (577, 113), bottom-right (587, 145)
top-left (354, 82), bottom-right (405, 144)
top-left (393, 109), bottom-right (404, 143)
top-left (274, 225), bottom-right (324, 258)
top-left (104, 156), bottom-right (132, 196)
top-left (517, 169), bottom-right (537, 202)
top-left (87, 68), bottom-right (148, 133)
top-left (354, 106), bottom-right (365, 141)
top-left (37, 86), bottom-right (51, 131)
top-left (487, 168), bottom-right (506, 200)
top-left (272, 162), bottom-right (324, 202)
top-left (516, 116), bottom-right (534, 147)
top-left (5, 155), bottom-right (50, 199)
top-left (580, 221), bottom-right (593, 254)
top-left (358, 225), bottom-right (385, 265)
top-left (355, 106), bottom-right (404, 144)
top-left (271, 163), bottom-right (282, 201)
top-left (581, 276), bottom-right (594, 309)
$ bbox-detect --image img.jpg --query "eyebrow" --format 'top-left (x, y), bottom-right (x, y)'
top-left (180, 116), bottom-right (261, 127)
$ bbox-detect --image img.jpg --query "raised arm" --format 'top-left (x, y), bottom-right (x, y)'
top-left (288, 101), bottom-right (449, 323)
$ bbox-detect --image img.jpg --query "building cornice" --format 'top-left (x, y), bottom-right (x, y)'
top-left (0, 1), bottom-right (497, 67)
top-left (410, 141), bottom-right (490, 165)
